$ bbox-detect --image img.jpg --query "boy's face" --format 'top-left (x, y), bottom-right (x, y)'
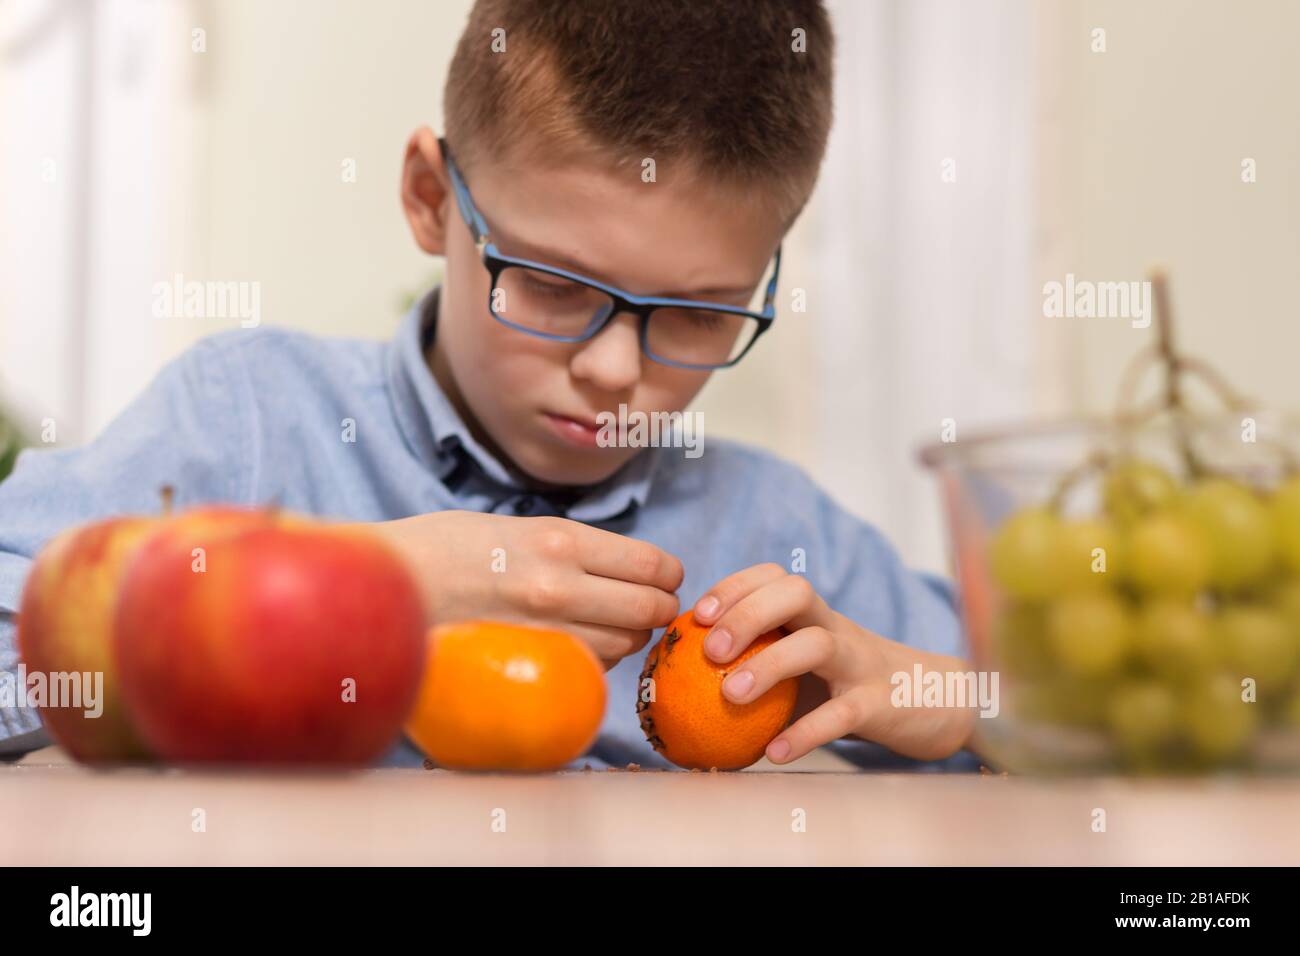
top-left (401, 129), bottom-right (785, 488)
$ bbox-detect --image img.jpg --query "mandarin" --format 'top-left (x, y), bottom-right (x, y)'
top-left (405, 620), bottom-right (606, 771)
top-left (637, 610), bottom-right (797, 770)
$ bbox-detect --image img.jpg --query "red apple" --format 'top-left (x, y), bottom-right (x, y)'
top-left (112, 509), bottom-right (426, 764)
top-left (17, 518), bottom-right (159, 762)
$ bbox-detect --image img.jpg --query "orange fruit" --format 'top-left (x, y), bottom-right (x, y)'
top-left (405, 620), bottom-right (606, 771)
top-left (637, 610), bottom-right (798, 770)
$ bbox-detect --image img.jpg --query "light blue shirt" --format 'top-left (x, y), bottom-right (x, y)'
top-left (0, 290), bottom-right (979, 771)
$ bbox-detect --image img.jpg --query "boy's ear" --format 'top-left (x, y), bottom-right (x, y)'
top-left (400, 127), bottom-right (451, 256)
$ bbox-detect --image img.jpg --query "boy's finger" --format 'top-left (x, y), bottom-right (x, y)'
top-left (719, 626), bottom-right (836, 703)
top-left (764, 691), bottom-right (873, 765)
top-left (579, 526), bottom-right (684, 592)
top-left (704, 573), bottom-right (829, 663)
top-left (561, 621), bottom-right (654, 665)
top-left (574, 575), bottom-right (681, 632)
top-left (692, 562), bottom-right (787, 624)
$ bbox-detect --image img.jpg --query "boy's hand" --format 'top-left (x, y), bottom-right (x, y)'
top-left (370, 511), bottom-right (683, 670)
top-left (692, 564), bottom-right (976, 763)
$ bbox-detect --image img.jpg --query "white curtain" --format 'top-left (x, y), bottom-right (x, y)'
top-left (809, 0), bottom-right (1039, 573)
top-left (1, 0), bottom-right (193, 443)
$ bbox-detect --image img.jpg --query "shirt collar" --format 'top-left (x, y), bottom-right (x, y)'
top-left (386, 287), bottom-right (661, 523)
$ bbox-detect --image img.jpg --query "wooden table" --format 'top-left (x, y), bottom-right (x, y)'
top-left (5, 747), bottom-right (1298, 865)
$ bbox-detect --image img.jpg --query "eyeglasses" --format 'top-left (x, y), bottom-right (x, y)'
top-left (440, 138), bottom-right (780, 370)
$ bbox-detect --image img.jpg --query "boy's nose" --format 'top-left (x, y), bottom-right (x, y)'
top-left (568, 312), bottom-right (643, 391)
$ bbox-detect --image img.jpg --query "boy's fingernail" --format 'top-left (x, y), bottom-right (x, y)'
top-left (704, 628), bottom-right (731, 660)
top-left (695, 596), bottom-right (719, 620)
top-left (723, 669), bottom-right (754, 699)
top-left (767, 738), bottom-right (791, 762)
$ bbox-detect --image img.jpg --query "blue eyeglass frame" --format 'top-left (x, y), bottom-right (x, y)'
top-left (440, 138), bottom-right (780, 370)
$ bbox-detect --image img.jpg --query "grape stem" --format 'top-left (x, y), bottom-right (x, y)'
top-left (1114, 346), bottom-right (1161, 419)
top-left (1046, 451), bottom-right (1109, 513)
top-left (1051, 270), bottom-right (1295, 501)
top-left (1114, 271), bottom-right (1260, 421)
top-left (1150, 272), bottom-right (1182, 411)
top-left (1177, 357), bottom-right (1253, 412)
top-left (1107, 271), bottom-right (1296, 481)
top-left (1151, 271), bottom-right (1204, 479)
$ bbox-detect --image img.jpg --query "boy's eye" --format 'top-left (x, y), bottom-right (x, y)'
top-left (657, 307), bottom-right (729, 331)
top-left (684, 310), bottom-right (727, 331)
top-left (521, 271), bottom-right (585, 299)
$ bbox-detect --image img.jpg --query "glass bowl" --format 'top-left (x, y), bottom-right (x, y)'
top-left (919, 411), bottom-right (1300, 774)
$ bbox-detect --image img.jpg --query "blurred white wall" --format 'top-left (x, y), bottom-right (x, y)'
top-left (1, 0), bottom-right (99, 440)
top-left (1037, 0), bottom-right (1300, 415)
top-left (171, 0), bottom-right (470, 353)
top-left (1, 0), bottom-right (473, 440)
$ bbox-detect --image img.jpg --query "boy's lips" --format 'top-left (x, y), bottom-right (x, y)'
top-left (542, 411), bottom-right (606, 449)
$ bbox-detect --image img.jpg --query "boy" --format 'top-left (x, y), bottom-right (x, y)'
top-left (0, 1), bottom-right (979, 770)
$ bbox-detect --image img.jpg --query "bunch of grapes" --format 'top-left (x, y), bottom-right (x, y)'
top-left (991, 458), bottom-right (1300, 771)
top-left (984, 275), bottom-right (1300, 772)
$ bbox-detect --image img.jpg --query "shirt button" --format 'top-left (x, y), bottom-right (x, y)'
top-left (514, 495), bottom-right (535, 515)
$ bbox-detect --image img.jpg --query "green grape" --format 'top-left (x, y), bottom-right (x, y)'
top-left (1283, 690), bottom-right (1300, 729)
top-left (1133, 599), bottom-right (1217, 683)
top-left (1103, 459), bottom-right (1180, 526)
top-left (1054, 677), bottom-right (1112, 728)
top-left (1182, 672), bottom-right (1258, 763)
top-left (1271, 476), bottom-right (1300, 574)
top-left (1015, 677), bottom-right (1109, 728)
top-left (994, 603), bottom-right (1051, 679)
top-left (1047, 592), bottom-right (1132, 677)
top-left (1054, 518), bottom-right (1122, 592)
top-left (1125, 512), bottom-right (1213, 597)
top-left (1217, 604), bottom-right (1300, 696)
top-left (1182, 479), bottom-right (1276, 591)
top-left (1272, 578), bottom-right (1300, 637)
top-left (1011, 680), bottom-right (1056, 723)
top-left (990, 508), bottom-right (1061, 602)
top-left (1107, 679), bottom-right (1180, 757)
top-left (1012, 680), bottom-right (1066, 725)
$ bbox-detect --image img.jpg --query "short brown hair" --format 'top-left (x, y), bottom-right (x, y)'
top-left (443, 0), bottom-right (834, 225)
